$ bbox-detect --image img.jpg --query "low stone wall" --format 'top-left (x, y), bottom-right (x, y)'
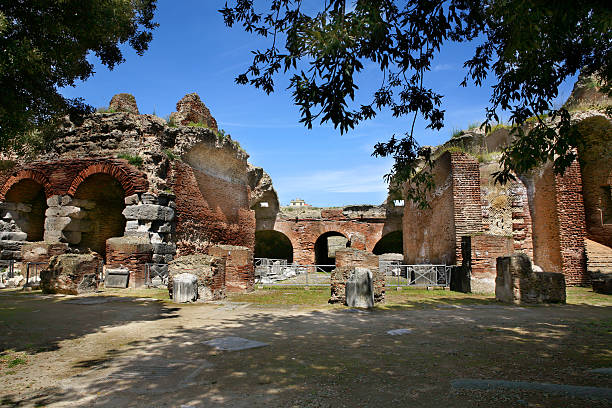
top-left (208, 245), bottom-right (254, 293)
top-left (461, 235), bottom-right (514, 293)
top-left (495, 253), bottom-right (566, 304)
top-left (168, 254), bottom-right (226, 301)
top-left (41, 252), bottom-right (103, 295)
top-left (106, 236), bottom-right (152, 288)
top-left (330, 248), bottom-right (383, 304)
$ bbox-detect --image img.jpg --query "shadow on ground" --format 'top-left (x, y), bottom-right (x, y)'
top-left (0, 289), bottom-right (610, 407)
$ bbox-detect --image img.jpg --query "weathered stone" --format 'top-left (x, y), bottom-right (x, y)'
top-left (41, 252), bottom-right (103, 295)
top-left (0, 240), bottom-right (23, 251)
top-left (169, 93), bottom-right (218, 130)
top-left (21, 242), bottom-right (69, 263)
top-left (495, 253), bottom-right (566, 304)
top-left (44, 216), bottom-right (71, 233)
top-left (63, 231), bottom-right (82, 245)
top-left (157, 222), bottom-right (173, 233)
top-left (45, 206), bottom-right (81, 218)
top-left (172, 273), bottom-right (198, 303)
top-left (141, 193), bottom-right (157, 204)
top-left (0, 231), bottom-right (27, 241)
top-left (107, 236), bottom-right (152, 254)
top-left (346, 267), bottom-right (374, 308)
top-left (109, 93), bottom-right (139, 114)
top-left (122, 204), bottom-right (174, 222)
top-left (152, 242), bottom-right (176, 254)
top-left (105, 268), bottom-right (130, 288)
top-left (125, 220), bottom-right (139, 231)
top-left (208, 245), bottom-right (254, 293)
top-left (124, 194), bottom-right (140, 205)
top-left (152, 254), bottom-right (166, 263)
top-left (168, 254), bottom-right (225, 301)
top-left (46, 195), bottom-right (62, 207)
top-left (71, 199), bottom-right (96, 210)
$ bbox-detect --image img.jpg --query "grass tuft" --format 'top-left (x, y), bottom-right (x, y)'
top-left (117, 153), bottom-right (144, 167)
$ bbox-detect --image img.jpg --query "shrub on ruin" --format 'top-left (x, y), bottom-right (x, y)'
top-left (117, 153), bottom-right (144, 168)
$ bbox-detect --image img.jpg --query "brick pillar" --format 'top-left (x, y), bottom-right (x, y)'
top-left (208, 244), bottom-right (254, 293)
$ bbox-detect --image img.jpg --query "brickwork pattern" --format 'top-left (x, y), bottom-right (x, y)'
top-left (208, 245), bottom-right (254, 293)
top-left (169, 161), bottom-right (255, 255)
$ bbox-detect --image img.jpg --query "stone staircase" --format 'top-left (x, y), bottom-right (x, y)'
top-left (586, 239), bottom-right (612, 274)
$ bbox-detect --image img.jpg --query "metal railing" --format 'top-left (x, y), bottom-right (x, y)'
top-left (25, 262), bottom-right (47, 285)
top-left (0, 259), bottom-right (15, 279)
top-left (255, 260), bottom-right (334, 286)
top-left (382, 264), bottom-right (452, 288)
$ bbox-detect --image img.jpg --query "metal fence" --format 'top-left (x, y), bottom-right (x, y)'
top-left (25, 262), bottom-right (47, 285)
top-left (0, 259), bottom-right (15, 279)
top-left (255, 259), bottom-right (333, 286)
top-left (381, 263), bottom-right (452, 288)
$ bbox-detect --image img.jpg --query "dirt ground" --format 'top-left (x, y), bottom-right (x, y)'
top-left (0, 287), bottom-right (610, 407)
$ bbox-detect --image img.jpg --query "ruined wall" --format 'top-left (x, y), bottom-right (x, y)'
top-left (404, 152), bottom-right (481, 265)
top-left (462, 234), bottom-right (514, 293)
top-left (0, 93), bottom-right (257, 292)
top-left (576, 115), bottom-right (612, 248)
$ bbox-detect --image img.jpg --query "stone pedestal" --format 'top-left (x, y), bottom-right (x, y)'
top-left (330, 248), bottom-right (384, 304)
top-left (346, 267), bottom-right (374, 308)
top-left (495, 253), bottom-right (566, 304)
top-left (172, 273), bottom-right (198, 303)
top-left (168, 254), bottom-right (226, 301)
top-left (105, 268), bottom-right (130, 288)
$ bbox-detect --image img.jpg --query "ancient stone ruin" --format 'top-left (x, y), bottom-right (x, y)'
top-left (0, 76), bottom-right (610, 302)
top-left (0, 93), bottom-right (254, 298)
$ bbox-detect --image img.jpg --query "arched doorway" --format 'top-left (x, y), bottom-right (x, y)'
top-left (315, 231), bottom-right (348, 270)
top-left (4, 179), bottom-right (47, 241)
top-left (74, 173), bottom-right (126, 258)
top-left (254, 230), bottom-right (293, 263)
top-left (373, 231), bottom-right (403, 255)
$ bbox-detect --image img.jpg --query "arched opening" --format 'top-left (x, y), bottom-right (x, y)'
top-left (4, 179), bottom-right (47, 241)
top-left (314, 231), bottom-right (348, 269)
top-left (254, 230), bottom-right (293, 263)
top-left (373, 231), bottom-right (404, 255)
top-left (74, 173), bottom-right (126, 258)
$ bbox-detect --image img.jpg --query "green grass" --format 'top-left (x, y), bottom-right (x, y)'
top-left (228, 286), bottom-right (334, 306)
top-left (94, 287), bottom-right (170, 301)
top-left (7, 357), bottom-right (26, 368)
top-left (487, 122), bottom-right (510, 134)
top-left (467, 121), bottom-right (481, 130)
top-left (476, 151), bottom-right (501, 163)
top-left (450, 128), bottom-right (464, 138)
top-left (117, 153), bottom-right (143, 167)
top-left (96, 107), bottom-right (117, 113)
top-left (187, 121), bottom-right (209, 128)
top-left (164, 115), bottom-right (178, 127)
top-left (163, 148), bottom-right (179, 161)
top-left (566, 286), bottom-right (612, 306)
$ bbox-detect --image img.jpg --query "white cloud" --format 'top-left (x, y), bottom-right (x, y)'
top-left (433, 63), bottom-right (454, 71)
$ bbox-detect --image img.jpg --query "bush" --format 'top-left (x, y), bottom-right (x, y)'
top-left (163, 149), bottom-right (179, 161)
top-left (117, 153), bottom-right (143, 167)
top-left (96, 107), bottom-right (116, 113)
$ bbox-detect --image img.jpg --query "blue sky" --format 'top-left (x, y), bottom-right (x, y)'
top-left (60, 1), bottom-right (576, 207)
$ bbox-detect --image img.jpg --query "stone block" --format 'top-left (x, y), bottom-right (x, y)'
top-left (0, 202), bottom-right (17, 211)
top-left (330, 249), bottom-right (384, 304)
top-left (125, 220), bottom-right (139, 231)
top-left (1, 249), bottom-right (22, 260)
top-left (122, 204), bottom-right (174, 222)
top-left (44, 216), bottom-right (71, 233)
top-left (172, 273), bottom-right (198, 303)
top-left (495, 253), bottom-right (566, 304)
top-left (124, 194), bottom-right (140, 205)
top-left (46, 195), bottom-right (61, 207)
top-left (41, 252), bottom-right (103, 295)
top-left (45, 206), bottom-right (82, 218)
top-left (107, 236), bottom-right (152, 254)
top-left (152, 242), bottom-right (176, 254)
top-left (591, 272), bottom-right (612, 295)
top-left (0, 240), bottom-right (23, 251)
top-left (157, 222), bottom-right (173, 233)
top-left (168, 254), bottom-right (226, 301)
top-left (208, 245), bottom-right (254, 293)
top-left (105, 268), bottom-right (130, 288)
top-left (0, 231), bottom-right (27, 241)
top-left (141, 193), bottom-right (157, 204)
top-left (346, 267), bottom-right (374, 308)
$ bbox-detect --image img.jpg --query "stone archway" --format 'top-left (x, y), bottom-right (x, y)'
top-left (314, 231), bottom-right (348, 269)
top-left (373, 230), bottom-right (403, 255)
top-left (73, 173), bottom-right (126, 259)
top-left (254, 230), bottom-right (294, 263)
top-left (3, 178), bottom-right (48, 242)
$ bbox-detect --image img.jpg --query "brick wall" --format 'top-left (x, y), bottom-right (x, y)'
top-left (0, 159), bottom-right (148, 200)
top-left (463, 234), bottom-right (514, 293)
top-left (208, 245), bottom-right (254, 293)
top-left (169, 161), bottom-right (255, 255)
top-left (403, 152), bottom-right (482, 265)
top-left (576, 116), bottom-right (612, 247)
top-left (555, 160), bottom-right (588, 285)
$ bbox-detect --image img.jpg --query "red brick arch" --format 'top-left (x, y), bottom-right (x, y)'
top-left (67, 163), bottom-right (139, 197)
top-left (0, 169), bottom-right (52, 200)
